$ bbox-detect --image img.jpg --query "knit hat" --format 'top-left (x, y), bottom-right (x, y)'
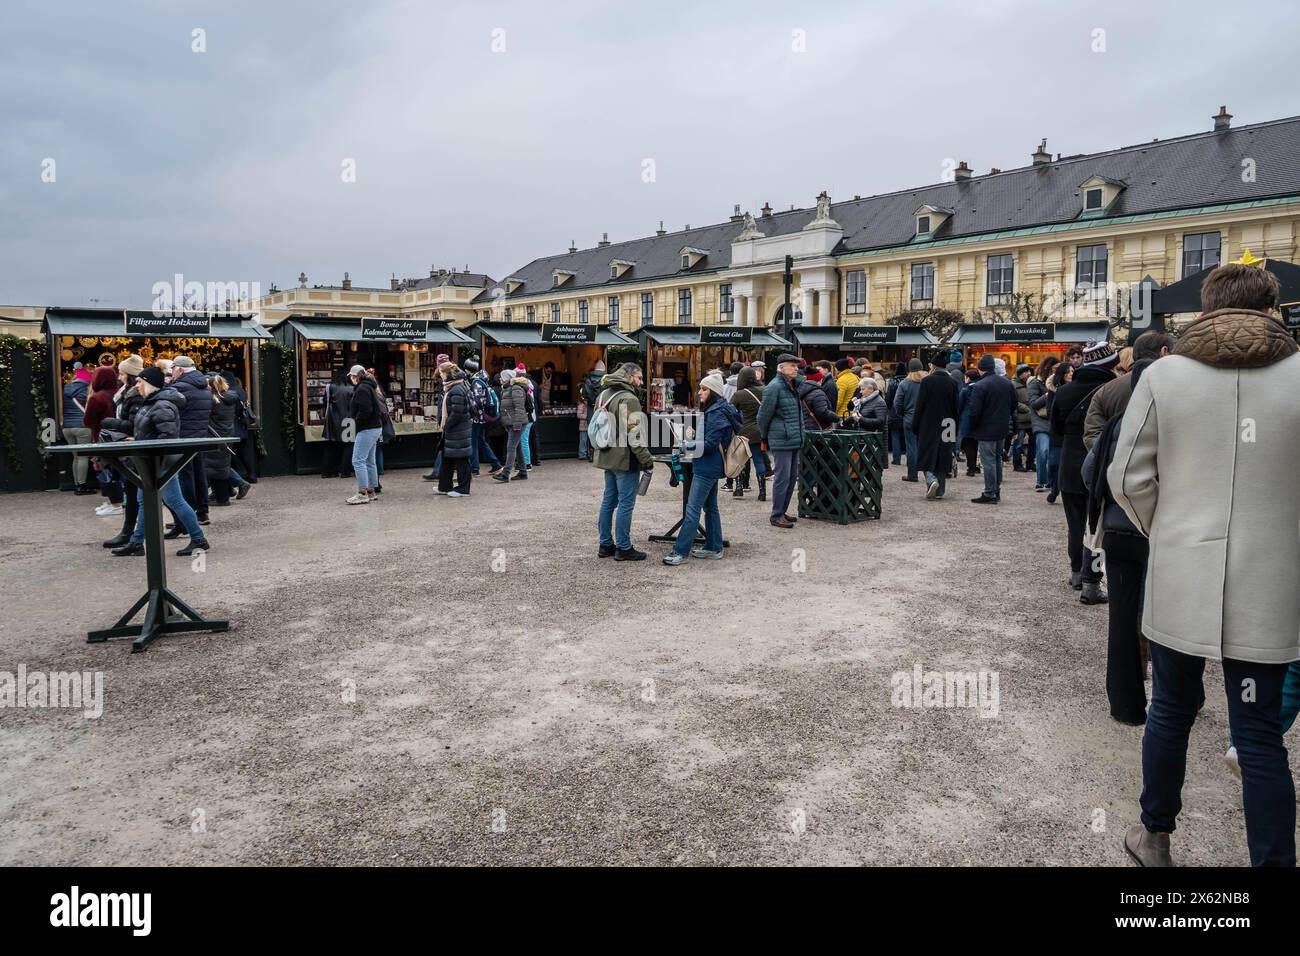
top-left (463, 358), bottom-right (480, 372)
top-left (894, 362), bottom-right (907, 377)
top-left (118, 354), bottom-right (144, 377)
top-left (977, 354), bottom-right (996, 373)
top-left (907, 358), bottom-right (923, 372)
top-left (594, 360), bottom-right (606, 372)
top-left (173, 355), bottom-right (195, 369)
top-left (73, 361), bottom-right (84, 370)
top-left (835, 357), bottom-right (853, 372)
top-left (139, 367), bottom-right (166, 389)
top-left (436, 353), bottom-right (450, 366)
top-left (516, 363), bottom-right (527, 371)
top-left (700, 372), bottom-right (726, 397)
top-left (804, 368), bottom-right (823, 382)
top-left (1082, 340), bottom-right (1119, 369)
top-left (993, 358), bottom-right (1006, 377)
top-left (499, 369), bottom-right (513, 385)
top-left (348, 364), bottom-right (367, 378)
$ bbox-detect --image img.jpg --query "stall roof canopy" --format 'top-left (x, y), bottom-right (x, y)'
top-left (634, 325), bottom-right (793, 347)
top-left (791, 326), bottom-right (938, 346)
top-left (469, 321), bottom-right (635, 346)
top-left (951, 321), bottom-right (1111, 344)
top-left (43, 307), bottom-right (271, 340)
top-left (1151, 257), bottom-right (1300, 316)
top-left (284, 315), bottom-right (472, 343)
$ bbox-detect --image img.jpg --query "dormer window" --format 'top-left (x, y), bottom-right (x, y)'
top-left (917, 215), bottom-right (931, 235)
top-left (609, 258), bottom-right (635, 280)
top-left (1078, 176), bottom-right (1125, 217)
top-left (552, 269), bottom-right (575, 287)
top-left (913, 204), bottom-right (952, 238)
top-left (679, 246), bottom-right (707, 270)
top-left (505, 277), bottom-right (524, 294)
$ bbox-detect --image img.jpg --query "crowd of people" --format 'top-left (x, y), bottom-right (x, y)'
top-left (63, 352), bottom-right (258, 556)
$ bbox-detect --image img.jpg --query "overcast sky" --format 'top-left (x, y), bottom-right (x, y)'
top-left (3, 0), bottom-right (1298, 307)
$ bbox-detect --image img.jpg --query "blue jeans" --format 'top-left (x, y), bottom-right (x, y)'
top-left (471, 422), bottom-right (500, 472)
top-left (978, 439), bottom-right (1002, 497)
top-left (352, 427), bottom-right (381, 490)
top-left (598, 469), bottom-right (639, 551)
top-left (1142, 642), bottom-right (1296, 866)
top-left (923, 470), bottom-right (946, 498)
top-left (521, 421), bottom-right (535, 465)
top-left (1047, 444), bottom-right (1061, 494)
top-left (131, 478), bottom-right (202, 545)
top-left (890, 426), bottom-right (903, 465)
top-left (1034, 431), bottom-right (1050, 486)
top-left (578, 430), bottom-right (590, 460)
top-left (770, 448), bottom-right (799, 519)
top-left (903, 428), bottom-right (919, 479)
top-left (673, 474), bottom-right (723, 557)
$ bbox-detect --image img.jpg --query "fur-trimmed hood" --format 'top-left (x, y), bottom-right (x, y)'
top-left (1175, 308), bottom-right (1298, 369)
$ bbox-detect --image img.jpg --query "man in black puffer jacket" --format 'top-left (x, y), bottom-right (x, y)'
top-left (437, 368), bottom-right (473, 497)
top-left (168, 356), bottom-right (214, 524)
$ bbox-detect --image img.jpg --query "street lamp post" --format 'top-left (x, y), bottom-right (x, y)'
top-left (782, 254), bottom-right (793, 341)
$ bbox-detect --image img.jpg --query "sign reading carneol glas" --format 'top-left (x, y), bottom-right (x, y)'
top-left (125, 311), bottom-right (212, 336)
top-left (842, 325), bottom-right (897, 345)
top-left (993, 322), bottom-right (1056, 342)
top-left (361, 318), bottom-right (429, 340)
top-left (699, 326), bottom-right (752, 345)
top-left (541, 323), bottom-right (598, 343)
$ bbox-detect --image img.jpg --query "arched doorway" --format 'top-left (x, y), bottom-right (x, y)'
top-left (772, 303), bottom-right (802, 327)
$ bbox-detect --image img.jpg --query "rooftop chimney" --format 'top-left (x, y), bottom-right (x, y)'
top-left (730, 204), bottom-right (742, 221)
top-left (341, 272), bottom-right (352, 290)
top-left (953, 160), bottom-right (972, 181)
top-left (684, 224), bottom-right (690, 230)
top-left (1214, 105), bottom-right (1233, 131)
top-left (656, 221), bottom-right (666, 236)
top-left (598, 232), bottom-right (610, 247)
top-left (390, 274), bottom-right (399, 291)
top-left (1032, 139), bottom-right (1052, 166)
top-left (989, 167), bottom-right (1002, 175)
top-left (568, 240), bottom-right (577, 253)
top-left (430, 264), bottom-right (437, 278)
top-left (761, 202), bottom-right (773, 218)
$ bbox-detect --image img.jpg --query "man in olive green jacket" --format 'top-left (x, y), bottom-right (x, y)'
top-left (592, 363), bottom-right (653, 560)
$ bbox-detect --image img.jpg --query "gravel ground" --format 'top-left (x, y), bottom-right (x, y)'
top-left (0, 457), bottom-right (1291, 866)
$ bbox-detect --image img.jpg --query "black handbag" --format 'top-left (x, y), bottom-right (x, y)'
top-left (238, 401), bottom-right (259, 430)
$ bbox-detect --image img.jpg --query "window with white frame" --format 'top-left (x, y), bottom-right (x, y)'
top-left (640, 292), bottom-right (653, 325)
top-left (1075, 244), bottom-right (1108, 295)
top-left (525, 305), bottom-right (535, 322)
top-left (1084, 188), bottom-right (1104, 211)
top-left (677, 288), bottom-right (692, 324)
top-left (1182, 232), bottom-right (1221, 277)
top-left (550, 302), bottom-right (560, 322)
top-left (719, 283), bottom-right (733, 319)
top-left (845, 270), bottom-right (867, 314)
top-left (910, 263), bottom-right (934, 307)
top-left (578, 299), bottom-right (588, 324)
top-left (607, 295), bottom-right (619, 326)
top-left (986, 254), bottom-right (1014, 305)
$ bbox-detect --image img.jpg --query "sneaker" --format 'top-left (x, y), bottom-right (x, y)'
top-left (1123, 824), bottom-right (1172, 867)
top-left (492, 473), bottom-right (510, 483)
top-left (512, 471), bottom-right (528, 480)
top-left (691, 548), bottom-right (723, 559)
top-left (346, 493), bottom-right (370, 505)
top-left (1224, 745), bottom-right (1242, 780)
top-left (448, 490), bottom-right (469, 498)
top-left (1080, 581), bottom-right (1109, 605)
top-left (367, 491), bottom-right (380, 502)
top-left (422, 472), bottom-right (439, 481)
top-left (662, 552), bottom-right (687, 565)
top-left (598, 544), bottom-right (616, 558)
top-left (489, 465), bottom-right (502, 475)
top-left (236, 483), bottom-right (250, 500)
top-left (925, 480), bottom-right (939, 500)
top-left (1046, 490), bottom-right (1058, 504)
top-left (1035, 485), bottom-right (1047, 492)
top-left (99, 505), bottom-right (124, 517)
top-left (94, 503), bottom-right (112, 515)
top-left (970, 494), bottom-right (999, 504)
top-left (615, 547), bottom-right (647, 561)
top-left (176, 538), bottom-right (210, 557)
top-left (901, 476), bottom-right (919, 483)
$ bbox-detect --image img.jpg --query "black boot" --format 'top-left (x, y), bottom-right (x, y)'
top-left (758, 477), bottom-right (767, 502)
top-left (102, 533), bottom-right (130, 549)
top-left (733, 484), bottom-right (744, 498)
top-left (163, 525), bottom-right (185, 540)
top-left (111, 542), bottom-right (145, 556)
top-left (176, 538), bottom-right (210, 557)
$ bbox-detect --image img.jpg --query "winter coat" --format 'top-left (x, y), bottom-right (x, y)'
top-left (885, 376), bottom-right (906, 428)
top-left (965, 371), bottom-right (1016, 442)
top-left (170, 369), bottom-right (213, 438)
top-left (591, 369), bottom-right (653, 472)
top-left (440, 378), bottom-right (473, 459)
top-left (580, 370), bottom-right (606, 407)
top-left (1083, 373), bottom-right (1134, 451)
top-left (203, 391), bottom-right (239, 479)
top-left (729, 366), bottom-right (765, 443)
top-left (1108, 308), bottom-right (1300, 664)
top-left (131, 386), bottom-right (186, 441)
top-left (892, 377), bottom-right (920, 430)
top-left (1082, 359), bottom-right (1152, 541)
top-left (685, 398), bottom-right (743, 481)
top-left (82, 367), bottom-right (120, 441)
top-left (849, 392), bottom-right (888, 431)
top-left (1013, 377), bottom-right (1033, 430)
top-left (1051, 365), bottom-right (1115, 496)
top-left (835, 369), bottom-right (860, 417)
top-left (820, 375), bottom-right (839, 412)
top-left (946, 362), bottom-right (965, 393)
top-left (957, 383), bottom-right (975, 441)
top-left (221, 375), bottom-right (253, 438)
top-left (756, 373), bottom-right (805, 452)
top-left (797, 379), bottom-right (839, 432)
top-left (348, 378), bottom-right (383, 432)
top-left (1026, 377), bottom-right (1051, 436)
top-left (323, 381), bottom-right (354, 441)
top-left (61, 379), bottom-right (89, 429)
top-left (499, 378), bottom-right (531, 430)
top-left (911, 369), bottom-right (959, 474)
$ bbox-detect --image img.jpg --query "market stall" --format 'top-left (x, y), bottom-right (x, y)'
top-left (951, 321), bottom-right (1111, 370)
top-left (791, 325), bottom-right (939, 365)
top-left (1149, 256), bottom-right (1300, 339)
top-left (43, 306), bottom-right (270, 423)
top-left (275, 314), bottom-right (473, 473)
top-left (466, 320), bottom-right (636, 459)
top-left (634, 325), bottom-right (792, 411)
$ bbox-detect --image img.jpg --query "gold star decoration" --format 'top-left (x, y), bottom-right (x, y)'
top-left (1231, 247), bottom-right (1265, 267)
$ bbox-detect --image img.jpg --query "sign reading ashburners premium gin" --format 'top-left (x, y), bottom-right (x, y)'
top-left (699, 326), bottom-right (752, 345)
top-left (541, 324), bottom-right (598, 343)
top-left (842, 325), bottom-right (898, 344)
top-left (361, 318), bottom-right (429, 340)
top-left (993, 323), bottom-right (1056, 342)
top-left (125, 311), bottom-right (212, 336)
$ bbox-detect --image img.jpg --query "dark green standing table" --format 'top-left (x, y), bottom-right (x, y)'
top-left (53, 437), bottom-right (237, 653)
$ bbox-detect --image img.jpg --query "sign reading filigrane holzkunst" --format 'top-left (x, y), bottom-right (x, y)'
top-left (842, 325), bottom-right (898, 345)
top-left (699, 326), bottom-right (752, 345)
top-left (541, 323), bottom-right (598, 343)
top-left (361, 318), bottom-right (429, 340)
top-left (993, 322), bottom-right (1056, 342)
top-left (125, 310), bottom-right (212, 336)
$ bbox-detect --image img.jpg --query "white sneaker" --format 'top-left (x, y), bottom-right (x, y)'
top-left (94, 503), bottom-right (112, 514)
top-left (431, 489), bottom-right (448, 495)
top-left (1224, 745), bottom-right (1242, 780)
top-left (448, 490), bottom-right (468, 498)
top-left (346, 493), bottom-right (370, 505)
top-left (98, 505), bottom-right (124, 517)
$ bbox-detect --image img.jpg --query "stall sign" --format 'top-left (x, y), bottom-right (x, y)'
top-left (993, 322), bottom-right (1055, 342)
top-left (541, 323), bottom-right (597, 343)
top-left (361, 318), bottom-right (429, 340)
top-left (1281, 302), bottom-right (1300, 329)
top-left (124, 311), bottom-right (212, 336)
top-left (842, 325), bottom-right (897, 345)
top-left (699, 326), bottom-right (752, 345)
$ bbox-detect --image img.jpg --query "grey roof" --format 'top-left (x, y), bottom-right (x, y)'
top-left (478, 114), bottom-right (1300, 303)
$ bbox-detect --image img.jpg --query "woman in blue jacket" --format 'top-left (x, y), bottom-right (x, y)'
top-left (664, 372), bottom-right (742, 566)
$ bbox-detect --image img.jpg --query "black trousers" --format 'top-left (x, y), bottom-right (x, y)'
top-left (1104, 531), bottom-right (1149, 722)
top-left (438, 457), bottom-right (471, 493)
top-left (321, 440), bottom-right (353, 477)
top-left (1061, 491), bottom-right (1101, 582)
top-left (234, 434), bottom-right (258, 481)
top-left (961, 437), bottom-right (980, 474)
